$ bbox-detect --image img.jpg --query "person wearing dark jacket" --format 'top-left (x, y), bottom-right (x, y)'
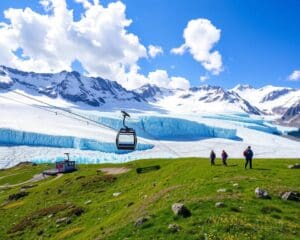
top-left (243, 146), bottom-right (253, 169)
top-left (210, 150), bottom-right (216, 165)
top-left (221, 150), bottom-right (228, 166)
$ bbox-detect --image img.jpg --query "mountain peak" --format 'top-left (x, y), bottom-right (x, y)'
top-left (233, 84), bottom-right (254, 91)
top-left (0, 65), bottom-right (145, 106)
top-left (139, 83), bottom-right (160, 90)
top-left (134, 83), bottom-right (174, 102)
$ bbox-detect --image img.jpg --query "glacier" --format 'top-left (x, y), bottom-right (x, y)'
top-left (0, 128), bottom-right (153, 153)
top-left (0, 90), bottom-right (299, 169)
top-left (202, 114), bottom-right (280, 134)
top-left (92, 115), bottom-right (238, 140)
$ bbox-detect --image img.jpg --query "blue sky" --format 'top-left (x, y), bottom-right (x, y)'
top-left (0, 0), bottom-right (299, 89)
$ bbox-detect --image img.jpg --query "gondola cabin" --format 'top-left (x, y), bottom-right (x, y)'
top-left (116, 128), bottom-right (137, 150)
top-left (56, 153), bottom-right (76, 173)
top-left (116, 111), bottom-right (137, 150)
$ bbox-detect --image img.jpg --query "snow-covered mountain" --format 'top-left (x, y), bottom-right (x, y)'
top-left (1, 66), bottom-right (299, 125)
top-left (280, 100), bottom-right (300, 126)
top-left (232, 84), bottom-right (300, 117)
top-left (133, 84), bottom-right (173, 102)
top-left (152, 85), bottom-right (263, 115)
top-left (0, 65), bottom-right (144, 107)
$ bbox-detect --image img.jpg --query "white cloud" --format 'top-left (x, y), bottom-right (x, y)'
top-left (0, 0), bottom-right (191, 90)
top-left (148, 45), bottom-right (163, 58)
top-left (200, 75), bottom-right (209, 82)
top-left (170, 44), bottom-right (186, 55)
top-left (39, 0), bottom-right (52, 11)
top-left (169, 76), bottom-right (190, 89)
top-left (0, 0), bottom-right (146, 85)
top-left (171, 18), bottom-right (223, 75)
top-left (147, 70), bottom-right (190, 90)
top-left (288, 70), bottom-right (300, 81)
top-left (148, 70), bottom-right (170, 88)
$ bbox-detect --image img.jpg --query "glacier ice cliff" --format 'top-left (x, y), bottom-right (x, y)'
top-left (93, 115), bottom-right (238, 140)
top-left (202, 114), bottom-right (280, 134)
top-left (0, 128), bottom-right (153, 153)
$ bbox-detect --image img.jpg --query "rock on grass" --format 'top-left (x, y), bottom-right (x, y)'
top-left (168, 223), bottom-right (181, 232)
top-left (112, 192), bottom-right (121, 197)
top-left (288, 163), bottom-right (300, 169)
top-left (255, 187), bottom-right (271, 199)
top-left (281, 191), bottom-right (300, 201)
top-left (217, 188), bottom-right (227, 193)
top-left (171, 203), bottom-right (191, 218)
top-left (215, 202), bottom-right (225, 208)
top-left (56, 217), bottom-right (72, 225)
top-left (135, 217), bottom-right (149, 227)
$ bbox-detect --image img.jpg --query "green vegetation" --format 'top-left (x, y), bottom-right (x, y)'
top-left (0, 158), bottom-right (299, 240)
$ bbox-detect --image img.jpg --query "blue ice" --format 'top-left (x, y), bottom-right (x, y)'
top-left (94, 115), bottom-right (238, 140)
top-left (0, 128), bottom-right (153, 153)
top-left (202, 114), bottom-right (280, 134)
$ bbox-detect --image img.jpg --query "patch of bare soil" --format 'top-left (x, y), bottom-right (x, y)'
top-left (98, 167), bottom-right (131, 175)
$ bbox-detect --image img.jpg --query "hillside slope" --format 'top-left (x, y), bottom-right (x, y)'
top-left (0, 158), bottom-right (299, 240)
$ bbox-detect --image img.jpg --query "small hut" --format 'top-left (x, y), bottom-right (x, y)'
top-left (55, 153), bottom-right (76, 173)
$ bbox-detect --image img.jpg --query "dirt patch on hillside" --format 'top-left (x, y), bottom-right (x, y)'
top-left (98, 167), bottom-right (131, 175)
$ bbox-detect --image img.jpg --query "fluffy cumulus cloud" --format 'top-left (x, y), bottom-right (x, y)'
top-left (0, 0), bottom-right (189, 89)
top-left (288, 70), bottom-right (300, 81)
top-left (171, 18), bottom-right (223, 75)
top-left (147, 70), bottom-right (190, 89)
top-left (169, 76), bottom-right (190, 89)
top-left (148, 45), bottom-right (163, 58)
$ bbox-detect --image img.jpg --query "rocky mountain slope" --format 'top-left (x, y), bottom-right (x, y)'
top-left (0, 66), bottom-right (299, 126)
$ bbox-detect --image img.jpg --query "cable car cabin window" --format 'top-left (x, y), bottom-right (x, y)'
top-left (118, 133), bottom-right (135, 144)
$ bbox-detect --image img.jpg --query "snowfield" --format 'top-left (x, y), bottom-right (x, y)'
top-left (0, 89), bottom-right (299, 169)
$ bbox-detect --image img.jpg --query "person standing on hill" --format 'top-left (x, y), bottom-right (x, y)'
top-left (243, 146), bottom-right (253, 169)
top-left (221, 150), bottom-right (228, 166)
top-left (210, 150), bottom-right (216, 165)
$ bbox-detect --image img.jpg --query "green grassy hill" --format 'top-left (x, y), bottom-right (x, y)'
top-left (0, 158), bottom-right (299, 240)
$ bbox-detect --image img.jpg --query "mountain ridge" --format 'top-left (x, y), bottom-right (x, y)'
top-left (0, 65), bottom-right (299, 126)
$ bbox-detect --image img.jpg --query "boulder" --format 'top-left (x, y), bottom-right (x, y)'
top-left (288, 163), bottom-right (300, 169)
top-left (281, 191), bottom-right (300, 201)
top-left (135, 217), bottom-right (149, 227)
top-left (215, 202), bottom-right (225, 208)
top-left (168, 223), bottom-right (181, 232)
top-left (255, 187), bottom-right (271, 199)
top-left (171, 203), bottom-right (191, 218)
top-left (217, 188), bottom-right (227, 193)
top-left (56, 217), bottom-right (71, 224)
top-left (113, 192), bottom-right (121, 197)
